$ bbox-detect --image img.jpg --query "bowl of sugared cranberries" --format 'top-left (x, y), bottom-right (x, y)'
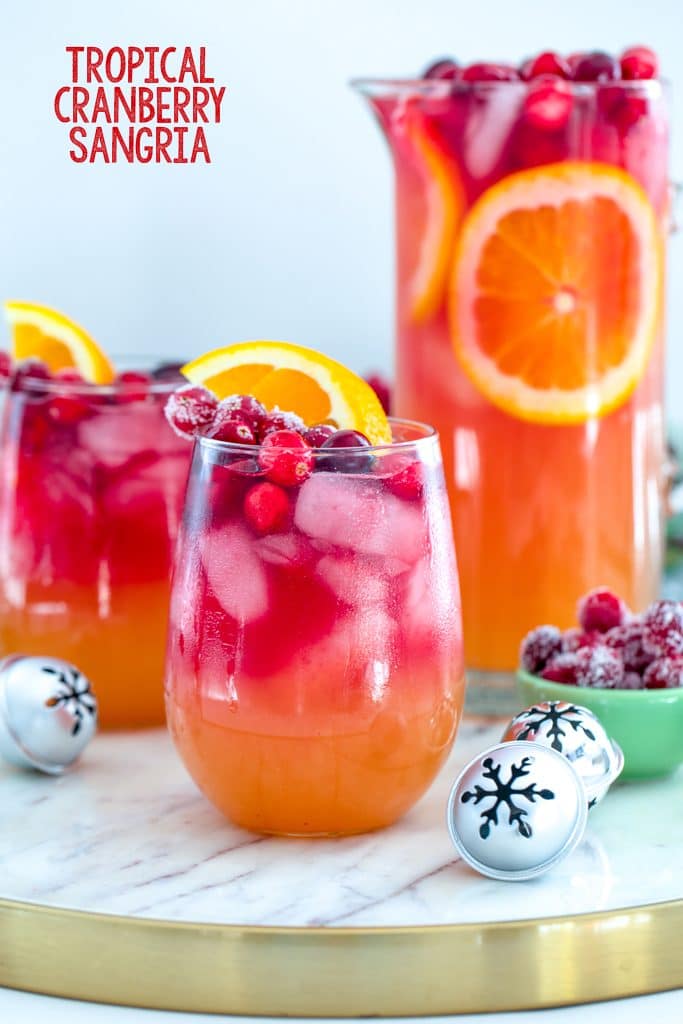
top-left (517, 589), bottom-right (683, 779)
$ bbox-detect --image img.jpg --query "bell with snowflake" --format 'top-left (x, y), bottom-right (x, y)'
top-left (501, 701), bottom-right (623, 807)
top-left (447, 741), bottom-right (588, 881)
top-left (0, 655), bottom-right (97, 774)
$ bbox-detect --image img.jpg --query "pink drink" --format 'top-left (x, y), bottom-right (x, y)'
top-left (165, 421), bottom-right (465, 835)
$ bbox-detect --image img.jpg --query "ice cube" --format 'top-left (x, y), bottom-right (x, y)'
top-left (465, 86), bottom-right (523, 179)
top-left (316, 553), bottom-right (387, 606)
top-left (202, 522), bottom-right (268, 623)
top-left (294, 474), bottom-right (425, 564)
top-left (254, 532), bottom-right (314, 568)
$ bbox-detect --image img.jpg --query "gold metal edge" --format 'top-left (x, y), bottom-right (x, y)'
top-left (1, 895), bottom-right (683, 1015)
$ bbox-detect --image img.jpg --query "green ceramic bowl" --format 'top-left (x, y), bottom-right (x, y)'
top-left (517, 669), bottom-right (683, 779)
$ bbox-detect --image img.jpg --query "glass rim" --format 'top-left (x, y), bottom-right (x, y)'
top-left (5, 355), bottom-right (183, 397)
top-left (197, 416), bottom-right (438, 456)
top-left (350, 75), bottom-right (669, 98)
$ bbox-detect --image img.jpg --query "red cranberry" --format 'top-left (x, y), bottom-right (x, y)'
top-left (12, 358), bottom-right (52, 393)
top-left (541, 653), bottom-right (579, 685)
top-left (220, 394), bottom-right (267, 434)
top-left (385, 461), bottom-right (424, 501)
top-left (523, 77), bottom-right (573, 129)
top-left (318, 429), bottom-right (375, 473)
top-left (574, 644), bottom-right (624, 689)
top-left (566, 52), bottom-right (585, 73)
top-left (643, 600), bottom-right (683, 658)
top-left (562, 628), bottom-right (600, 653)
top-left (424, 58), bottom-right (460, 81)
top-left (572, 51), bottom-right (620, 82)
top-left (55, 367), bottom-right (85, 383)
top-left (604, 621), bottom-right (653, 673)
top-left (520, 625), bottom-right (563, 674)
top-left (304, 423), bottom-right (336, 448)
top-left (117, 370), bottom-right (151, 404)
top-left (620, 45), bottom-right (658, 81)
top-left (47, 393), bottom-right (92, 425)
top-left (164, 384), bottom-right (218, 439)
top-left (521, 51), bottom-right (570, 80)
top-left (0, 352), bottom-right (12, 379)
top-left (461, 63), bottom-right (519, 82)
top-left (577, 588), bottom-right (626, 633)
top-left (207, 410), bottom-right (257, 445)
top-left (243, 481), bottom-right (290, 535)
top-left (258, 409), bottom-right (306, 441)
top-left (258, 429), bottom-right (313, 487)
top-left (600, 87), bottom-right (649, 133)
top-left (643, 657), bottom-right (683, 690)
top-left (152, 361), bottom-right (186, 381)
top-left (364, 373), bottom-right (392, 415)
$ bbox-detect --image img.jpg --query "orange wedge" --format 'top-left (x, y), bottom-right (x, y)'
top-left (182, 341), bottom-right (392, 444)
top-left (401, 111), bottom-right (465, 324)
top-left (4, 301), bottom-right (115, 383)
top-left (449, 162), bottom-right (663, 424)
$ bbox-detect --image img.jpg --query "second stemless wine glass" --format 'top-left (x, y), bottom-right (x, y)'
top-left (0, 368), bottom-right (191, 728)
top-left (165, 420), bottom-right (465, 836)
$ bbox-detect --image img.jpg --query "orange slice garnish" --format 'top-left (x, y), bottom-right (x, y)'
top-left (4, 301), bottom-right (115, 383)
top-left (449, 161), bottom-right (663, 424)
top-left (181, 341), bottom-right (392, 444)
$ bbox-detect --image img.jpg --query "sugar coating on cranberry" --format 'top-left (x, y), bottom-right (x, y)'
top-left (220, 394), bottom-right (267, 433)
top-left (164, 384), bottom-right (218, 439)
top-left (258, 429), bottom-right (313, 487)
top-left (385, 461), bottom-right (424, 501)
top-left (642, 600), bottom-right (683, 657)
top-left (643, 657), bottom-right (683, 690)
top-left (304, 423), bottom-right (336, 448)
top-left (572, 51), bottom-right (620, 82)
top-left (520, 625), bottom-right (563, 673)
top-left (243, 481), bottom-right (290, 535)
top-left (523, 77), bottom-right (573, 129)
top-left (620, 45), bottom-right (658, 81)
top-left (617, 671), bottom-right (644, 690)
top-left (577, 588), bottom-right (626, 633)
top-left (574, 644), bottom-right (624, 689)
top-left (423, 58), bottom-right (460, 81)
top-left (562, 628), bottom-right (600, 653)
top-left (258, 408), bottom-right (306, 441)
top-left (541, 652), bottom-right (579, 685)
top-left (604, 621), bottom-right (652, 673)
top-left (207, 410), bottom-right (257, 445)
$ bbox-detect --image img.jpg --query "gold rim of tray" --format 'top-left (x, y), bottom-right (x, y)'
top-left (1, 894), bottom-right (682, 1015)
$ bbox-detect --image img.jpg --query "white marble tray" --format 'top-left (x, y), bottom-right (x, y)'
top-left (1, 719), bottom-right (682, 1016)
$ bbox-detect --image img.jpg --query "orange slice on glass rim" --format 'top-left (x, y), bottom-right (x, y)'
top-left (401, 110), bottom-right (465, 324)
top-left (181, 340), bottom-right (392, 444)
top-left (4, 301), bottom-right (115, 383)
top-left (449, 161), bottom-right (663, 425)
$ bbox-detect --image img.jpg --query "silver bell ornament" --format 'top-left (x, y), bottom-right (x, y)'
top-left (0, 655), bottom-right (97, 774)
top-left (447, 741), bottom-right (587, 881)
top-left (501, 701), bottom-right (623, 807)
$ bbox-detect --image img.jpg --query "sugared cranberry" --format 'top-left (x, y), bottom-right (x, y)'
top-left (572, 51), bottom-right (620, 82)
top-left (164, 384), bottom-right (218, 439)
top-left (207, 410), bottom-right (257, 445)
top-left (574, 644), bottom-right (624, 689)
top-left (385, 461), bottom-right (424, 501)
top-left (424, 58), bottom-right (460, 81)
top-left (117, 370), bottom-right (151, 404)
top-left (617, 671), bottom-right (644, 690)
top-left (523, 77), bottom-right (573, 129)
top-left (541, 653), bottom-right (579, 685)
top-left (220, 394), bottom-right (268, 434)
top-left (642, 600), bottom-right (683, 658)
top-left (243, 481), bottom-right (290, 535)
top-left (0, 352), bottom-right (12, 379)
top-left (364, 373), bottom-right (392, 415)
top-left (258, 429), bottom-right (313, 487)
top-left (318, 429), bottom-right (375, 473)
top-left (520, 625), bottom-right (563, 674)
top-left (461, 62), bottom-right (519, 82)
top-left (620, 45), bottom-right (658, 81)
top-left (304, 423), bottom-right (336, 448)
top-left (604, 621), bottom-right (652, 673)
top-left (258, 409), bottom-right (305, 441)
top-left (562, 628), bottom-right (600, 653)
top-left (643, 657), bottom-right (683, 690)
top-left (577, 588), bottom-right (626, 633)
top-left (521, 51), bottom-right (570, 80)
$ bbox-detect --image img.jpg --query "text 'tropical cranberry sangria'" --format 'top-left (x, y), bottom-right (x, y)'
top-left (0, 302), bottom-right (191, 727)
top-left (355, 46), bottom-right (669, 686)
top-left (164, 341), bottom-right (465, 835)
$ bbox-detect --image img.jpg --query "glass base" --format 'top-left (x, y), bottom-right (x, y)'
top-left (464, 669), bottom-right (521, 719)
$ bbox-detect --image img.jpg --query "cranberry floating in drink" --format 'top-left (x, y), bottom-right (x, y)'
top-left (164, 340), bottom-right (465, 835)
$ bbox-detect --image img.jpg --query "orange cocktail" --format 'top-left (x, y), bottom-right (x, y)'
top-left (356, 47), bottom-right (669, 675)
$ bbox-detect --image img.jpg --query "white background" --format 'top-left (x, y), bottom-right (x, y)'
top-left (0, 0), bottom-right (681, 400)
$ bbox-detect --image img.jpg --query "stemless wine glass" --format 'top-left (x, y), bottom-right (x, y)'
top-left (165, 419), bottom-right (465, 836)
top-left (0, 365), bottom-right (191, 728)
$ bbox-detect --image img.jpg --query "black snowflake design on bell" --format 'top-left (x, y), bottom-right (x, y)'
top-left (506, 701), bottom-right (595, 752)
top-left (461, 754), bottom-right (555, 839)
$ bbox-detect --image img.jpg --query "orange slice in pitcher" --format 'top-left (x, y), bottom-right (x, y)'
top-left (4, 301), bottom-right (115, 383)
top-left (449, 162), bottom-right (663, 424)
top-left (182, 341), bottom-right (392, 444)
top-left (402, 112), bottom-right (465, 323)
